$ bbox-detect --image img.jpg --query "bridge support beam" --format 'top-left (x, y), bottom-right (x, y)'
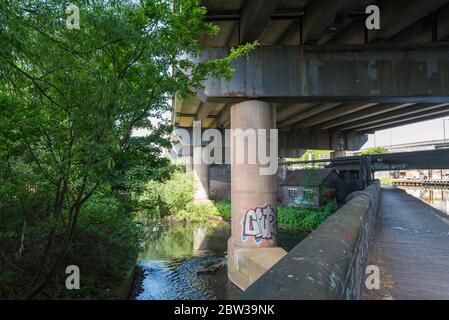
top-left (227, 100), bottom-right (286, 290)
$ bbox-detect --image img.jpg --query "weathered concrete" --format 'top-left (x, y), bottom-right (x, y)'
top-left (228, 100), bottom-right (286, 290)
top-left (198, 45), bottom-right (449, 102)
top-left (329, 149), bottom-right (449, 172)
top-left (183, 147), bottom-right (211, 203)
top-left (193, 161), bottom-right (211, 204)
top-left (278, 130), bottom-right (367, 155)
top-left (229, 100), bottom-right (278, 248)
top-left (228, 239), bottom-right (287, 291)
top-left (240, 181), bottom-right (380, 300)
top-left (363, 187), bottom-right (449, 300)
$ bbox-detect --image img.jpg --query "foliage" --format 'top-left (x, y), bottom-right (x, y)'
top-left (0, 0), bottom-right (254, 299)
top-left (162, 171), bottom-right (195, 213)
top-left (137, 171), bottom-right (222, 223)
top-left (177, 203), bottom-right (219, 223)
top-left (61, 192), bottom-right (143, 299)
top-left (0, 187), bottom-right (142, 299)
top-left (278, 200), bottom-right (337, 231)
top-left (136, 171), bottom-right (193, 219)
top-left (136, 180), bottom-right (170, 220)
top-left (213, 198), bottom-right (231, 220)
top-left (361, 147), bottom-right (388, 155)
top-left (207, 196), bottom-right (337, 231)
top-left (379, 176), bottom-right (396, 186)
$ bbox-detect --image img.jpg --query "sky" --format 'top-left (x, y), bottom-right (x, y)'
top-left (362, 116), bottom-right (449, 148)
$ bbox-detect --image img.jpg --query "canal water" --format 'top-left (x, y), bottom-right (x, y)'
top-left (398, 186), bottom-right (449, 215)
top-left (131, 220), bottom-right (307, 300)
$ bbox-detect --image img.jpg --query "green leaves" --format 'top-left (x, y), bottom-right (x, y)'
top-left (0, 0), bottom-right (253, 298)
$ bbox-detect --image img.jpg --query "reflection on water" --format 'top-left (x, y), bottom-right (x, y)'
top-left (399, 186), bottom-right (449, 215)
top-left (133, 220), bottom-right (306, 300)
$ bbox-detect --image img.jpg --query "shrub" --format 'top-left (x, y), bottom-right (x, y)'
top-left (379, 176), bottom-right (396, 186)
top-left (278, 200), bottom-right (337, 231)
top-left (177, 203), bottom-right (220, 222)
top-left (214, 199), bottom-right (231, 219)
top-left (66, 193), bottom-right (142, 298)
top-left (162, 171), bottom-right (194, 213)
top-left (136, 171), bottom-right (194, 220)
top-left (136, 180), bottom-right (170, 220)
top-left (0, 189), bottom-right (142, 299)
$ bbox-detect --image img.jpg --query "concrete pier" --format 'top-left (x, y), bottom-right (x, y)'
top-left (193, 162), bottom-right (211, 204)
top-left (185, 151), bottom-right (211, 204)
top-left (227, 100), bottom-right (286, 290)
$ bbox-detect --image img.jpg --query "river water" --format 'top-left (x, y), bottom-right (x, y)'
top-left (398, 186), bottom-right (449, 215)
top-left (131, 220), bottom-right (307, 300)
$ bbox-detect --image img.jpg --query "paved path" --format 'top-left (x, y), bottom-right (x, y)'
top-left (363, 187), bottom-right (449, 300)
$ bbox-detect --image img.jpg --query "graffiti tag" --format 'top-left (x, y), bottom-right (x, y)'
top-left (241, 205), bottom-right (277, 244)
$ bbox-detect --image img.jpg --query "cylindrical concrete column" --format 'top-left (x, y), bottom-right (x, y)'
top-left (227, 100), bottom-right (286, 290)
top-left (230, 100), bottom-right (278, 248)
top-left (185, 154), bottom-right (194, 172)
top-left (193, 161), bottom-right (210, 203)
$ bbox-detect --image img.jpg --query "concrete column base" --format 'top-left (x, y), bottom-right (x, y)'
top-left (227, 239), bottom-right (287, 291)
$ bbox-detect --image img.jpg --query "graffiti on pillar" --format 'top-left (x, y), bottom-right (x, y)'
top-left (241, 205), bottom-right (277, 245)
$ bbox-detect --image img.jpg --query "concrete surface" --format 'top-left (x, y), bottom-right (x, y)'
top-left (228, 239), bottom-right (287, 291)
top-left (240, 181), bottom-right (380, 300)
top-left (363, 187), bottom-right (449, 300)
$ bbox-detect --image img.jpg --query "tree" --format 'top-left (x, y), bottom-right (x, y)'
top-left (361, 147), bottom-right (388, 155)
top-left (0, 0), bottom-right (254, 298)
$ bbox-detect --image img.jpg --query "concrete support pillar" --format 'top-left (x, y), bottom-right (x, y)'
top-left (185, 151), bottom-right (210, 203)
top-left (185, 155), bottom-right (194, 172)
top-left (193, 163), bottom-right (210, 203)
top-left (227, 100), bottom-right (286, 290)
top-left (193, 143), bottom-right (211, 204)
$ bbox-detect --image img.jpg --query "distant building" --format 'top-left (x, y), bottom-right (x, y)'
top-left (280, 169), bottom-right (345, 208)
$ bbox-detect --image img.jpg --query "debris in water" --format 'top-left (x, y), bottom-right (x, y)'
top-left (197, 258), bottom-right (226, 274)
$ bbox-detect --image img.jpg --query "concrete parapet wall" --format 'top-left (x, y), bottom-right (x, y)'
top-left (240, 181), bottom-right (380, 300)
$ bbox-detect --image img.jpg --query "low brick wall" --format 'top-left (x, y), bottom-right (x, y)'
top-left (240, 181), bottom-right (380, 300)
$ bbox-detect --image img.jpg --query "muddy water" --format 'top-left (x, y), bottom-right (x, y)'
top-left (132, 220), bottom-right (306, 300)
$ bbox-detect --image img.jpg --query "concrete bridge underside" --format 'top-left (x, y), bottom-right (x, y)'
top-left (173, 0), bottom-right (449, 292)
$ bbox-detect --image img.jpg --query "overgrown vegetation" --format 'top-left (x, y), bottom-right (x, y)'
top-left (361, 147), bottom-right (388, 155)
top-left (0, 0), bottom-right (254, 299)
top-left (278, 201), bottom-right (337, 231)
top-left (379, 176), bottom-right (396, 186)
top-left (206, 196), bottom-right (338, 231)
top-left (137, 170), bottom-right (222, 223)
top-left (183, 188), bottom-right (337, 231)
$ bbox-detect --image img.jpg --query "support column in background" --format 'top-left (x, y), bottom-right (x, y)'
top-left (185, 154), bottom-right (194, 172)
top-left (227, 100), bottom-right (286, 290)
top-left (193, 145), bottom-right (211, 204)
